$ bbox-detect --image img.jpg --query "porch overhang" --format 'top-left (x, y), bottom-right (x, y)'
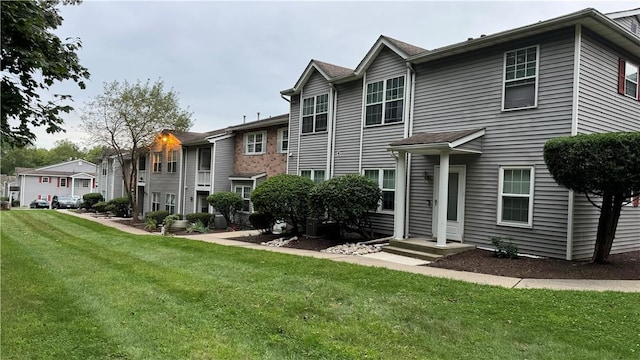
top-left (229, 173), bottom-right (267, 182)
top-left (386, 128), bottom-right (485, 155)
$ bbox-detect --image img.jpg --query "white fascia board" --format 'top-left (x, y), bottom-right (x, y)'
top-left (206, 134), bottom-right (234, 143)
top-left (36, 158), bottom-right (96, 171)
top-left (228, 173), bottom-right (267, 182)
top-left (290, 61), bottom-right (333, 94)
top-left (606, 8), bottom-right (640, 19)
top-left (354, 37), bottom-right (409, 76)
top-left (449, 129), bottom-right (486, 148)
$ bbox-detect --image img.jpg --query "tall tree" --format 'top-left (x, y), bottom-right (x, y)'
top-left (1, 0), bottom-right (90, 148)
top-left (47, 139), bottom-right (84, 164)
top-left (81, 79), bottom-right (193, 221)
top-left (544, 132), bottom-right (640, 263)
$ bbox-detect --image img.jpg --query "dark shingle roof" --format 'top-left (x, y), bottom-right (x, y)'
top-left (313, 60), bottom-right (354, 79)
top-left (382, 35), bottom-right (428, 56)
top-left (389, 128), bottom-right (483, 146)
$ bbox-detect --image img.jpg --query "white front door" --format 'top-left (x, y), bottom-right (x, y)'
top-left (432, 165), bottom-right (466, 241)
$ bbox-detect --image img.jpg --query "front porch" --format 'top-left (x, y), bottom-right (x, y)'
top-left (382, 238), bottom-right (475, 262)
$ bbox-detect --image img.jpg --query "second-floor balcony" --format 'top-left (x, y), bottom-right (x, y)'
top-left (197, 170), bottom-right (211, 187)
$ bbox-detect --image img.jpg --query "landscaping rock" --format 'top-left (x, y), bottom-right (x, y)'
top-left (321, 243), bottom-right (382, 255)
top-left (261, 236), bottom-right (298, 247)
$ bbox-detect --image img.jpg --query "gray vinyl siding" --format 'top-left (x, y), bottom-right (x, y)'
top-left (456, 137), bottom-right (483, 153)
top-left (298, 70), bottom-right (330, 173)
top-left (147, 144), bottom-right (182, 214)
top-left (112, 160), bottom-right (124, 199)
top-left (409, 28), bottom-right (576, 258)
top-left (612, 16), bottom-right (640, 36)
top-left (287, 95), bottom-right (300, 175)
top-left (572, 31), bottom-right (640, 258)
top-left (333, 81), bottom-right (363, 176)
top-left (213, 138), bottom-right (234, 193)
top-left (361, 47), bottom-right (409, 235)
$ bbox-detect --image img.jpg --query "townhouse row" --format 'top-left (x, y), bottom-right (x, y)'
top-left (97, 7), bottom-right (639, 260)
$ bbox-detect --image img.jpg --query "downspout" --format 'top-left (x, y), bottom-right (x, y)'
top-left (210, 141), bottom-right (216, 206)
top-left (566, 24), bottom-right (582, 261)
top-left (358, 73), bottom-right (367, 173)
top-left (281, 95), bottom-right (292, 174)
top-left (405, 62), bottom-right (416, 238)
top-left (327, 84), bottom-right (337, 178)
top-left (330, 84), bottom-right (339, 178)
top-left (178, 146), bottom-right (185, 215)
top-left (296, 89), bottom-right (304, 175)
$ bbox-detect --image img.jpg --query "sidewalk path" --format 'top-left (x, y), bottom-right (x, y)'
top-left (64, 211), bottom-right (639, 293)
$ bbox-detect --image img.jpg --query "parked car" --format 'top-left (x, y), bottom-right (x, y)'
top-left (51, 195), bottom-right (80, 209)
top-left (30, 199), bottom-right (49, 209)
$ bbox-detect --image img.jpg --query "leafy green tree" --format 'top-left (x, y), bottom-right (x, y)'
top-left (251, 174), bottom-right (315, 234)
top-left (83, 145), bottom-right (105, 164)
top-left (0, 145), bottom-right (49, 174)
top-left (207, 192), bottom-right (243, 226)
top-left (81, 79), bottom-right (193, 221)
top-left (544, 132), bottom-right (640, 263)
top-left (309, 174), bottom-right (382, 239)
top-left (47, 140), bottom-right (84, 164)
top-left (1, 0), bottom-right (90, 148)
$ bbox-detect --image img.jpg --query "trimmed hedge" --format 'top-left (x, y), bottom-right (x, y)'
top-left (207, 192), bottom-right (243, 226)
top-left (249, 212), bottom-right (274, 233)
top-left (186, 212), bottom-right (214, 227)
top-left (82, 193), bottom-right (104, 210)
top-left (145, 210), bottom-right (170, 224)
top-left (108, 197), bottom-right (130, 217)
top-left (92, 201), bottom-right (113, 213)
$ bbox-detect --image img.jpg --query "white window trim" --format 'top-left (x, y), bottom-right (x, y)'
top-left (301, 94), bottom-right (329, 134)
top-left (60, 178), bottom-right (67, 187)
top-left (234, 185), bottom-right (252, 212)
top-left (364, 76), bottom-right (405, 127)
top-left (300, 169), bottom-right (326, 184)
top-left (165, 193), bottom-right (176, 213)
top-left (41, 177), bottom-right (50, 183)
top-left (277, 127), bottom-right (289, 153)
top-left (363, 168), bottom-right (396, 213)
top-left (497, 165), bottom-right (535, 228)
top-left (624, 60), bottom-right (639, 100)
top-left (167, 150), bottom-right (178, 173)
top-left (152, 152), bottom-right (162, 173)
top-left (501, 45), bottom-right (540, 111)
top-left (244, 131), bottom-right (266, 155)
top-left (151, 192), bottom-right (161, 212)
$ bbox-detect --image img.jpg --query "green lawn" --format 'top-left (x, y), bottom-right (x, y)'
top-left (1, 211), bottom-right (638, 359)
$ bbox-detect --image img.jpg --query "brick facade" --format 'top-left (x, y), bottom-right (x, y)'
top-left (233, 124), bottom-right (288, 177)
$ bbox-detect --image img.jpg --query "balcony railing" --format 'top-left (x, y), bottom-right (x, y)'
top-left (197, 170), bottom-right (211, 186)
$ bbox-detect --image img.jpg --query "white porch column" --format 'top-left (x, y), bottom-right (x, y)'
top-left (71, 178), bottom-right (76, 197)
top-left (393, 151), bottom-right (407, 240)
top-left (437, 150), bottom-right (450, 246)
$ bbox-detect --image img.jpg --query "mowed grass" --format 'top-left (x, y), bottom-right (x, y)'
top-left (1, 211), bottom-right (639, 359)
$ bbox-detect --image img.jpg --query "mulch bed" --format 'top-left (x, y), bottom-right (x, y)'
top-left (112, 219), bottom-right (639, 280)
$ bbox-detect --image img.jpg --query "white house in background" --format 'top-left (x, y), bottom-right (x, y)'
top-left (15, 159), bottom-right (97, 206)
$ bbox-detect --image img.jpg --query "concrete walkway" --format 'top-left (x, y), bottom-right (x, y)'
top-left (64, 211), bottom-right (639, 293)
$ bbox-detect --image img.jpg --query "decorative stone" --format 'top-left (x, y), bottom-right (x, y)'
top-left (321, 243), bottom-right (382, 255)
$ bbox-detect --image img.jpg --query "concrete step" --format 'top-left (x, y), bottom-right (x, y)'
top-left (382, 246), bottom-right (443, 262)
top-left (389, 238), bottom-right (475, 256)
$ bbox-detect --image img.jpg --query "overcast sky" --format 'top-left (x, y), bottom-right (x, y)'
top-left (32, 0), bottom-right (637, 149)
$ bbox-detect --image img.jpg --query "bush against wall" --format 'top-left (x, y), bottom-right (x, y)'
top-left (185, 212), bottom-right (214, 227)
top-left (145, 210), bottom-right (170, 225)
top-left (249, 212), bottom-right (274, 234)
top-left (309, 174), bottom-right (381, 239)
top-left (108, 197), bottom-right (130, 217)
top-left (251, 174), bottom-right (315, 234)
top-left (82, 193), bottom-right (104, 210)
top-left (207, 192), bottom-right (243, 226)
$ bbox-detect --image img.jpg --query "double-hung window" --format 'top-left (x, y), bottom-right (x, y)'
top-left (165, 193), bottom-right (176, 214)
top-left (277, 128), bottom-right (289, 153)
top-left (300, 169), bottom-right (325, 184)
top-left (301, 94), bottom-right (328, 133)
top-left (619, 58), bottom-right (639, 100)
top-left (76, 179), bottom-right (90, 188)
top-left (41, 177), bottom-right (50, 183)
top-left (235, 186), bottom-right (252, 212)
top-left (244, 131), bottom-right (266, 154)
top-left (365, 76), bottom-right (404, 126)
top-left (60, 178), bottom-right (67, 187)
top-left (167, 150), bottom-right (178, 173)
top-left (498, 166), bottom-right (535, 227)
top-left (152, 152), bottom-right (162, 172)
top-left (151, 192), bottom-right (160, 211)
top-left (503, 46), bottom-right (539, 110)
top-left (364, 169), bottom-right (395, 211)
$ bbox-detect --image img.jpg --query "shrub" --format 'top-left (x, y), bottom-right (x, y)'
top-left (249, 211), bottom-right (274, 234)
top-left (0, 197), bottom-right (9, 201)
top-left (11, 200), bottom-right (19, 207)
top-left (309, 174), bottom-right (382, 239)
top-left (145, 210), bottom-right (170, 224)
top-left (207, 192), bottom-right (243, 226)
top-left (491, 237), bottom-right (519, 259)
top-left (186, 212), bottom-right (213, 227)
top-left (251, 174), bottom-right (315, 234)
top-left (82, 193), bottom-right (104, 210)
top-left (108, 197), bottom-right (130, 217)
top-left (187, 220), bottom-right (208, 233)
top-left (144, 217), bottom-right (157, 231)
top-left (92, 201), bottom-right (113, 213)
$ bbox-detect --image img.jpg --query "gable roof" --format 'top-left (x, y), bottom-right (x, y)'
top-left (15, 167), bottom-right (96, 177)
top-left (226, 113), bottom-right (289, 132)
top-left (606, 8), bottom-right (640, 19)
top-left (352, 35), bottom-right (428, 76)
top-left (282, 60), bottom-right (354, 95)
top-left (35, 158), bottom-right (96, 172)
top-left (408, 8), bottom-right (640, 64)
top-left (387, 128), bottom-right (485, 155)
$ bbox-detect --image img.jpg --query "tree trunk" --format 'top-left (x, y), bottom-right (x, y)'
top-left (591, 192), bottom-right (624, 264)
